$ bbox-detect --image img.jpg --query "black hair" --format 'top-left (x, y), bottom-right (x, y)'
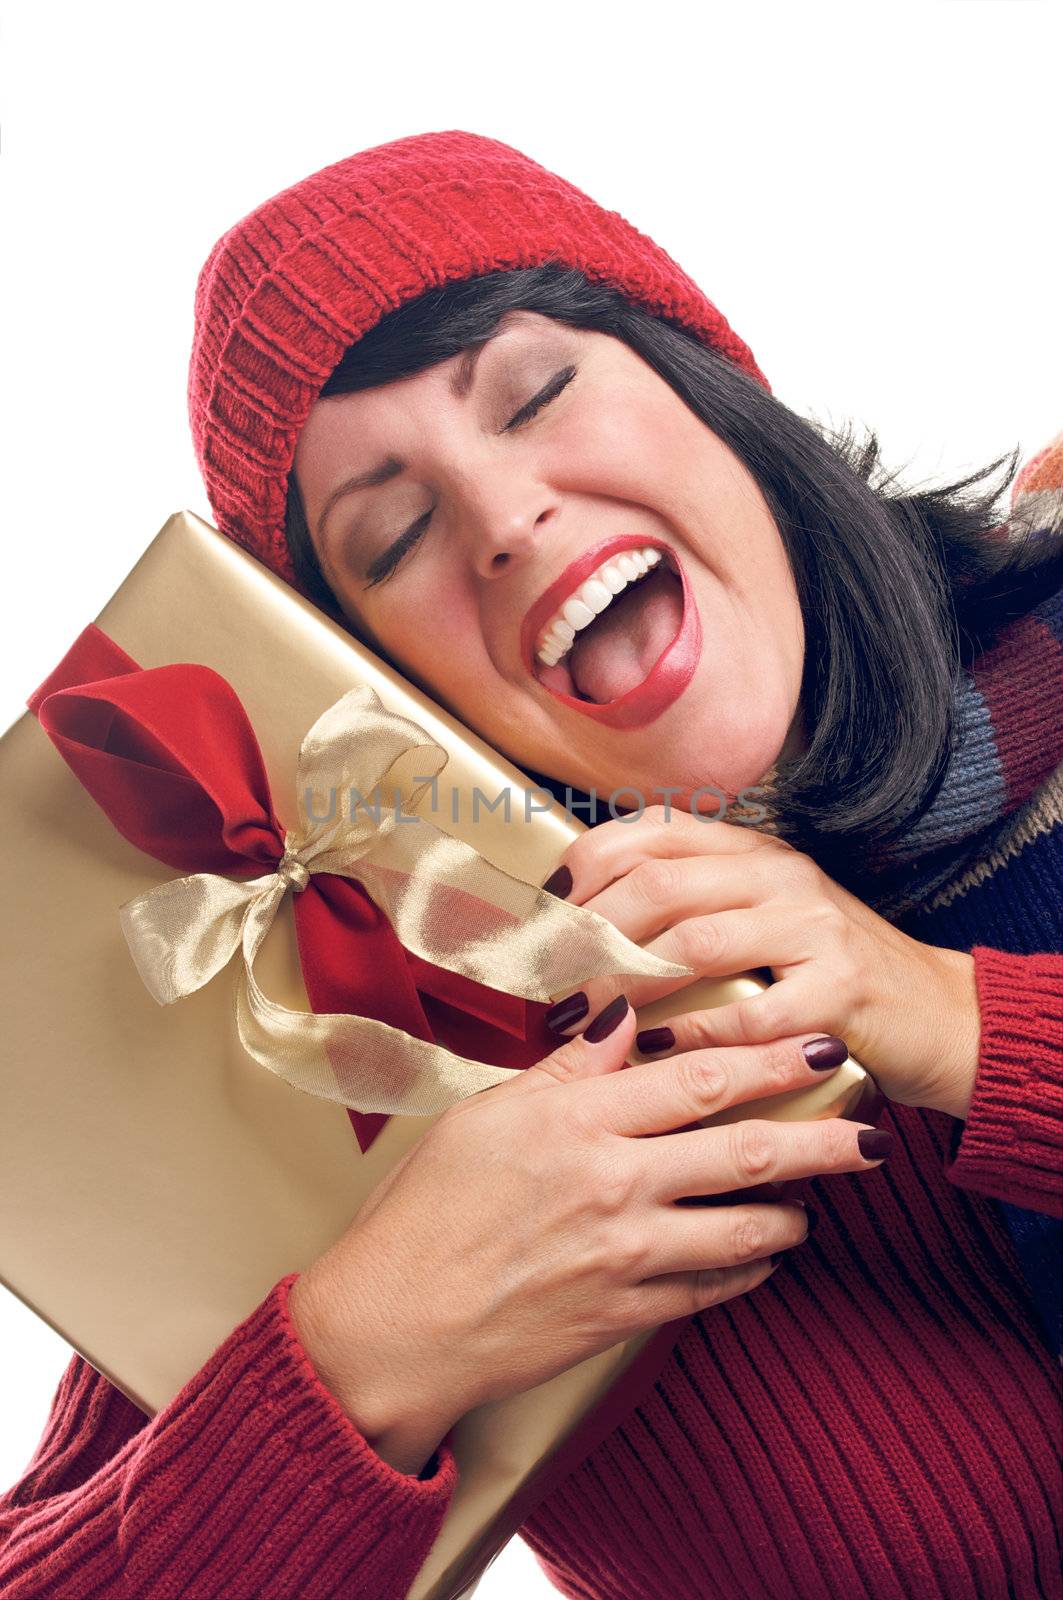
top-left (285, 264), bottom-right (1063, 888)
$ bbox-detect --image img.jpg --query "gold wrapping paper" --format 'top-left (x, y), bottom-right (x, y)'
top-left (0, 511), bottom-right (870, 1600)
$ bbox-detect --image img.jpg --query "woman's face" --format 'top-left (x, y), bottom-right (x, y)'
top-left (293, 309), bottom-right (805, 812)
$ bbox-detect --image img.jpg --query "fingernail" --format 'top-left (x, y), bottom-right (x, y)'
top-left (584, 994), bottom-right (630, 1043)
top-left (803, 1035), bottom-right (848, 1070)
top-left (636, 1026), bottom-right (675, 1054)
top-left (541, 865), bottom-right (573, 899)
top-left (857, 1128), bottom-right (893, 1162)
top-left (545, 991), bottom-right (589, 1032)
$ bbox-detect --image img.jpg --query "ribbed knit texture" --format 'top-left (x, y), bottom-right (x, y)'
top-left (862, 579), bottom-right (1063, 888)
top-left (947, 949), bottom-right (1062, 1206)
top-left (0, 1273), bottom-right (456, 1598)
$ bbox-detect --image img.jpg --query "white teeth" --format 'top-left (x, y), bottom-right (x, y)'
top-left (540, 622), bottom-right (571, 664)
top-left (561, 596), bottom-right (595, 630)
top-left (535, 547), bottom-right (668, 667)
top-left (581, 578), bottom-right (613, 615)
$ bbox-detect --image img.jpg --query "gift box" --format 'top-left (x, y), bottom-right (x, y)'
top-left (0, 510), bottom-right (872, 1600)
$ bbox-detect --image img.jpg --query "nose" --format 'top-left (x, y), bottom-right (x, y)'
top-left (460, 474), bottom-right (557, 580)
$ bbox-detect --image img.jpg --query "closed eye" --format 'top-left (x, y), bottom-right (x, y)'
top-left (364, 365), bottom-right (579, 587)
top-left (502, 363), bottom-right (578, 431)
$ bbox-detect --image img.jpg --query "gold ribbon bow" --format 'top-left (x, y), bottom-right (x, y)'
top-left (118, 683), bottom-right (692, 1117)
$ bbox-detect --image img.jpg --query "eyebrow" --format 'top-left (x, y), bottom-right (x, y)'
top-left (314, 338), bottom-right (493, 546)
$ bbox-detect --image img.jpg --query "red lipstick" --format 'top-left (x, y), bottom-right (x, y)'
top-left (520, 536), bottom-right (702, 730)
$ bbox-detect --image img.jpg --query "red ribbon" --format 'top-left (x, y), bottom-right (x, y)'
top-left (27, 624), bottom-right (557, 1153)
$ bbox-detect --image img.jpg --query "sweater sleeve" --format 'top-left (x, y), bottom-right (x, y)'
top-left (943, 945), bottom-right (1063, 1217)
top-left (0, 1272), bottom-right (458, 1599)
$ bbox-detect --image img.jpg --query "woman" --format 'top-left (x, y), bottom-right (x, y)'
top-left (2, 130), bottom-right (1060, 1600)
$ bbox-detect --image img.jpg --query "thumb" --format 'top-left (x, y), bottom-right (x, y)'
top-left (505, 993), bottom-right (637, 1095)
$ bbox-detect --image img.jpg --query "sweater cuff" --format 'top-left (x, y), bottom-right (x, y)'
top-left (944, 946), bottom-right (1063, 1218)
top-left (119, 1271), bottom-right (459, 1599)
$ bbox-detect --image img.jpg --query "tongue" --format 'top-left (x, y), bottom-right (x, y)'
top-left (568, 568), bottom-right (683, 704)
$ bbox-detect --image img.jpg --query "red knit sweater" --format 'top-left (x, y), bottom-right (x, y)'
top-left (0, 942), bottom-right (1060, 1600)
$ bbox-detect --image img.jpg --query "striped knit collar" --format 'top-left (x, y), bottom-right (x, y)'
top-left (863, 576), bottom-right (1063, 916)
top-left (858, 487), bottom-right (1063, 917)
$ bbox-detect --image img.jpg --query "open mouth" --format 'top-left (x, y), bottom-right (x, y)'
top-left (521, 538), bottom-right (702, 731)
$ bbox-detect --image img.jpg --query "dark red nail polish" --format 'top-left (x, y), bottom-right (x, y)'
top-left (545, 991), bottom-right (589, 1032)
top-left (584, 994), bottom-right (630, 1043)
top-left (803, 1035), bottom-right (848, 1070)
top-left (636, 1026), bottom-right (675, 1054)
top-left (858, 1128), bottom-right (893, 1162)
top-left (541, 865), bottom-right (573, 899)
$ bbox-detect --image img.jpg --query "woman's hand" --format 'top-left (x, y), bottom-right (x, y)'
top-left (288, 998), bottom-right (891, 1475)
top-left (541, 807), bottom-right (981, 1121)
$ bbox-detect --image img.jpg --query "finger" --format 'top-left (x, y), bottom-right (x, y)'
top-left (496, 994), bottom-right (637, 1096)
top-left (632, 972), bottom-right (835, 1057)
top-left (647, 1115), bottom-right (892, 1203)
top-left (542, 807), bottom-right (785, 905)
top-left (593, 1031), bottom-right (854, 1137)
top-left (577, 853), bottom-right (770, 947)
top-left (545, 972), bottom-right (687, 1034)
top-left (630, 1253), bottom-right (781, 1328)
top-left (545, 907), bottom-right (810, 1037)
top-left (641, 1201), bottom-right (811, 1278)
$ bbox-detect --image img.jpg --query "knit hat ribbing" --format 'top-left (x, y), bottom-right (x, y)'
top-left (187, 128), bottom-right (768, 601)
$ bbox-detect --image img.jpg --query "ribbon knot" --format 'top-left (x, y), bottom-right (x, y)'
top-left (276, 847), bottom-right (310, 893)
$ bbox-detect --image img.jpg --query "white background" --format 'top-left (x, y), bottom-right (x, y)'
top-left (1, 4), bottom-right (1059, 1594)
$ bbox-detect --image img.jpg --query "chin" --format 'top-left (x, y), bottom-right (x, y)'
top-left (627, 710), bottom-right (785, 802)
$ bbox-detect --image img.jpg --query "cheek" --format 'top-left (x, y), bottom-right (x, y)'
top-left (680, 447), bottom-right (787, 590)
top-left (559, 392), bottom-right (686, 507)
top-left (368, 570), bottom-right (486, 683)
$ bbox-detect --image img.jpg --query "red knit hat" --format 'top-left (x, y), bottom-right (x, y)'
top-left (188, 128), bottom-right (769, 603)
